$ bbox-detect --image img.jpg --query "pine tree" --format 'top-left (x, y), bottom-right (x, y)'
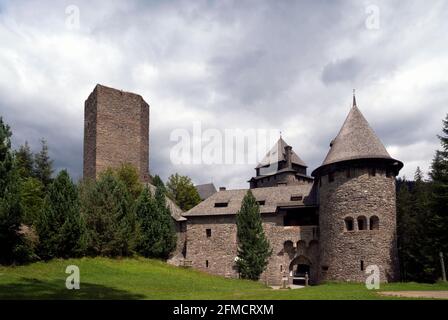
top-left (236, 190), bottom-right (272, 280)
top-left (166, 173), bottom-right (201, 211)
top-left (82, 171), bottom-right (137, 257)
top-left (33, 139), bottom-right (53, 189)
top-left (15, 141), bottom-right (34, 179)
top-left (36, 170), bottom-right (86, 259)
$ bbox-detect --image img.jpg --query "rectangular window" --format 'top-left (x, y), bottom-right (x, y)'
top-left (206, 229), bottom-right (211, 238)
top-left (256, 200), bottom-right (266, 206)
top-left (290, 195), bottom-right (303, 201)
top-left (214, 202), bottom-right (228, 208)
top-left (206, 260), bottom-right (209, 268)
top-left (328, 172), bottom-right (334, 183)
top-left (360, 260), bottom-right (364, 271)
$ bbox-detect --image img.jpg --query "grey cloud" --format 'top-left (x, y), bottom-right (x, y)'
top-left (1, 0), bottom-right (447, 188)
top-left (321, 57), bottom-right (363, 84)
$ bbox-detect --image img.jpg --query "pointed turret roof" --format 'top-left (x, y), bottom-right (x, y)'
top-left (256, 137), bottom-right (307, 169)
top-left (320, 104), bottom-right (392, 167)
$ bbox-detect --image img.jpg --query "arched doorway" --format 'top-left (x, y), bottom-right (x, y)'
top-left (289, 255), bottom-right (311, 285)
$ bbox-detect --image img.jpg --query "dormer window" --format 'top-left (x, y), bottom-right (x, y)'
top-left (214, 202), bottom-right (228, 208)
top-left (290, 195), bottom-right (303, 201)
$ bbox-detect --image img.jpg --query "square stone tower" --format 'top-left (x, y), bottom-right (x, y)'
top-left (83, 84), bottom-right (150, 182)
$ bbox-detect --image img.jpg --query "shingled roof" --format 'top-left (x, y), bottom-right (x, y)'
top-left (256, 137), bottom-right (307, 169)
top-left (319, 103), bottom-right (392, 167)
top-left (183, 184), bottom-right (316, 217)
top-left (195, 183), bottom-right (217, 200)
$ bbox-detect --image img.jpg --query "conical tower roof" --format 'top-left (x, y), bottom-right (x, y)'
top-left (256, 137), bottom-right (307, 169)
top-left (320, 104), bottom-right (392, 166)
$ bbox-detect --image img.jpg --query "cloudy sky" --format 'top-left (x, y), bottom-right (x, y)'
top-left (0, 0), bottom-right (447, 189)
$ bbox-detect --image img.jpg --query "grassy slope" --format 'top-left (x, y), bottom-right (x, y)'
top-left (0, 257), bottom-right (447, 300)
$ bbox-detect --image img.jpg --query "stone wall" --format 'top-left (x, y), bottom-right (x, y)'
top-left (185, 212), bottom-right (319, 286)
top-left (252, 172), bottom-right (312, 189)
top-left (83, 84), bottom-right (150, 182)
top-left (317, 167), bottom-right (398, 283)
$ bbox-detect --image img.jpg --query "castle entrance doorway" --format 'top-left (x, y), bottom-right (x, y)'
top-left (289, 255), bottom-right (311, 285)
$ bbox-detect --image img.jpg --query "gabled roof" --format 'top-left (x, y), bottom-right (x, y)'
top-left (147, 183), bottom-right (186, 221)
top-left (256, 137), bottom-right (307, 168)
top-left (320, 104), bottom-right (392, 167)
top-left (195, 183), bottom-right (217, 200)
top-left (183, 185), bottom-right (316, 217)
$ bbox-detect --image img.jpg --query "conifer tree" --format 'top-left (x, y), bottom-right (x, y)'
top-left (0, 117), bottom-right (34, 264)
top-left (135, 187), bottom-right (166, 258)
top-left (152, 177), bottom-right (177, 259)
top-left (33, 139), bottom-right (53, 189)
top-left (15, 141), bottom-right (34, 179)
top-left (429, 113), bottom-right (448, 278)
top-left (236, 190), bottom-right (272, 280)
top-left (82, 171), bottom-right (137, 257)
top-left (36, 170), bottom-right (86, 259)
top-left (20, 177), bottom-right (44, 225)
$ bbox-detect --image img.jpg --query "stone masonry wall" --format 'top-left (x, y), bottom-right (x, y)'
top-left (83, 85), bottom-right (150, 182)
top-left (185, 213), bottom-right (319, 286)
top-left (318, 167), bottom-right (398, 283)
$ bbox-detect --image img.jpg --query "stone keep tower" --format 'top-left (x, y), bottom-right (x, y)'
top-left (311, 95), bottom-right (403, 282)
top-left (83, 84), bottom-right (150, 182)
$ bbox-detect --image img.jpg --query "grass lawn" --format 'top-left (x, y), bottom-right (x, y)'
top-left (0, 257), bottom-right (447, 300)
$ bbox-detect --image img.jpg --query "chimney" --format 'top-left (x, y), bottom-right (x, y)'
top-left (285, 145), bottom-right (292, 169)
top-left (219, 187), bottom-right (226, 191)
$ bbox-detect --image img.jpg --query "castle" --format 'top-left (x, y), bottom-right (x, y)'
top-left (83, 84), bottom-right (403, 286)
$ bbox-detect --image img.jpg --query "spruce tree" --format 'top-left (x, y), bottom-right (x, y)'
top-left (135, 187), bottom-right (165, 258)
top-left (429, 113), bottom-right (448, 279)
top-left (0, 117), bottom-right (34, 264)
top-left (33, 139), bottom-right (53, 189)
top-left (152, 179), bottom-right (177, 259)
top-left (36, 170), bottom-right (86, 259)
top-left (15, 141), bottom-right (34, 179)
top-left (236, 190), bottom-right (272, 280)
top-left (82, 171), bottom-right (137, 257)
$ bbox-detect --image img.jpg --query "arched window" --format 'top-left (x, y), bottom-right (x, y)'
top-left (344, 217), bottom-right (354, 231)
top-left (357, 216), bottom-right (367, 230)
top-left (370, 216), bottom-right (379, 230)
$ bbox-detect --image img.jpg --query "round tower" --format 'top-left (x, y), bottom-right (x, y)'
top-left (312, 96), bottom-right (403, 283)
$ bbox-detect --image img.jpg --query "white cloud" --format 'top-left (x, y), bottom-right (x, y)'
top-left (0, 0), bottom-right (446, 188)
